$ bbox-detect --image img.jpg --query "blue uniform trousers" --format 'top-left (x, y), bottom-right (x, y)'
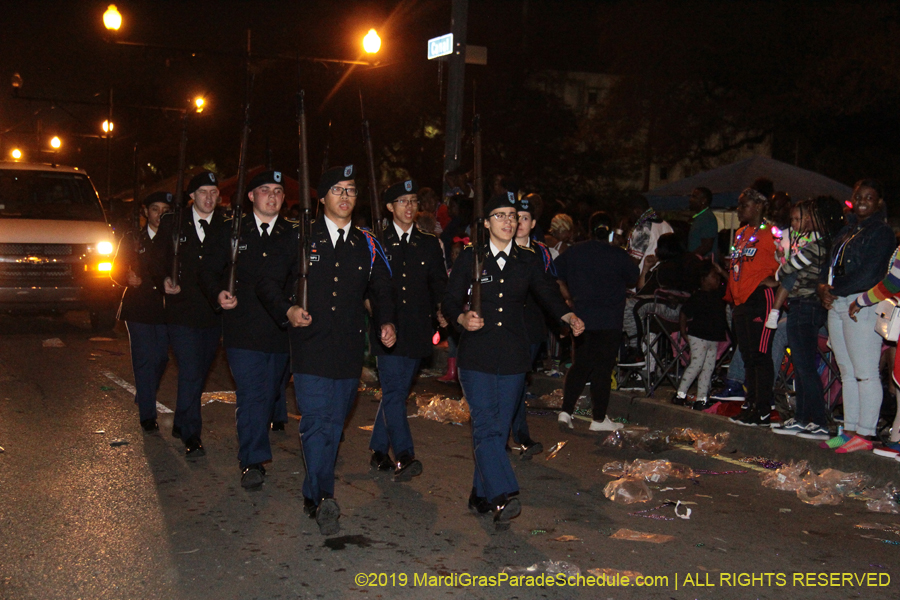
top-left (271, 374), bottom-right (289, 424)
top-left (125, 322), bottom-right (169, 422)
top-left (509, 344), bottom-right (540, 444)
top-left (168, 324), bottom-right (220, 442)
top-left (370, 356), bottom-right (420, 458)
top-left (227, 348), bottom-right (289, 469)
top-left (459, 368), bottom-right (525, 502)
top-left (293, 374), bottom-right (358, 501)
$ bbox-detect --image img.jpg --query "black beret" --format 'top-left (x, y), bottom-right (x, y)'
top-left (247, 170), bottom-right (285, 193)
top-left (186, 171), bottom-right (218, 195)
top-left (318, 164), bottom-right (356, 200)
top-left (383, 179), bottom-right (419, 205)
top-left (515, 196), bottom-right (535, 216)
top-left (499, 177), bottom-right (519, 198)
top-left (484, 191), bottom-right (518, 215)
top-left (142, 191), bottom-right (173, 207)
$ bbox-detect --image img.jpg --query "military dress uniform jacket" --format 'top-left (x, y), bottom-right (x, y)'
top-left (522, 240), bottom-right (556, 345)
top-left (150, 208), bottom-right (223, 329)
top-left (257, 218), bottom-right (395, 380)
top-left (370, 225), bottom-right (447, 359)
top-left (443, 243), bottom-right (570, 375)
top-left (111, 228), bottom-right (166, 324)
top-left (199, 214), bottom-right (292, 354)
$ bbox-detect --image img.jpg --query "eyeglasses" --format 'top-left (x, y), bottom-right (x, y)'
top-left (393, 198), bottom-right (419, 207)
top-left (330, 185), bottom-right (358, 197)
top-left (489, 212), bottom-right (517, 222)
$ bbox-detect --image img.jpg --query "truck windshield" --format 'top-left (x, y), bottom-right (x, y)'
top-left (0, 171), bottom-right (106, 221)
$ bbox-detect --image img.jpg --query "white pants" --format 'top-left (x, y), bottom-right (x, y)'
top-left (677, 336), bottom-right (718, 400)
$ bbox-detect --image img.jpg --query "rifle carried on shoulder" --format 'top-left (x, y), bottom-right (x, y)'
top-left (295, 89), bottom-right (311, 310)
top-left (170, 112), bottom-right (189, 286)
top-left (225, 41), bottom-right (255, 295)
top-left (132, 142), bottom-right (142, 254)
top-left (470, 114), bottom-right (485, 317)
top-left (359, 92), bottom-right (382, 237)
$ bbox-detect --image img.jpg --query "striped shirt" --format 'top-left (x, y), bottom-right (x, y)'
top-left (856, 246), bottom-right (900, 307)
top-left (776, 233), bottom-right (826, 299)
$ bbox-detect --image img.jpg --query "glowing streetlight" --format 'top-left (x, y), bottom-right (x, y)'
top-left (363, 29), bottom-right (381, 54)
top-left (50, 136), bottom-right (62, 149)
top-left (102, 120), bottom-right (114, 134)
top-left (11, 149), bottom-right (22, 160)
top-left (194, 96), bottom-right (205, 113)
top-left (103, 5), bottom-right (122, 31)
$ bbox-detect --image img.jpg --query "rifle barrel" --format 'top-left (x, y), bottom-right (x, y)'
top-left (296, 89), bottom-right (311, 310)
top-left (471, 114), bottom-right (484, 317)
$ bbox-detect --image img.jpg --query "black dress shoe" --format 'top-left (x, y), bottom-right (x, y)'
top-left (141, 419), bottom-right (159, 432)
top-left (185, 437), bottom-right (205, 460)
top-left (303, 497), bottom-right (318, 519)
top-left (393, 454), bottom-right (423, 482)
top-left (692, 398), bottom-right (715, 411)
top-left (171, 425), bottom-right (182, 439)
top-left (467, 488), bottom-right (491, 515)
top-left (241, 464), bottom-right (266, 490)
top-left (316, 498), bottom-right (341, 535)
top-left (271, 421), bottom-right (286, 431)
top-left (491, 495), bottom-right (521, 530)
top-left (370, 451), bottom-right (394, 472)
top-left (518, 439), bottom-right (543, 460)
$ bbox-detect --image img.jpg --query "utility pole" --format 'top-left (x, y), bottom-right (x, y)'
top-left (442, 0), bottom-right (468, 191)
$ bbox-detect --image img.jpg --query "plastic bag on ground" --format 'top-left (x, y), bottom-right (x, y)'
top-left (599, 427), bottom-right (647, 449)
top-left (602, 461), bottom-right (627, 477)
top-left (815, 469), bottom-right (870, 495)
top-left (603, 477), bottom-right (653, 504)
top-left (864, 484), bottom-right (900, 514)
top-left (502, 560), bottom-right (580, 577)
top-left (636, 430), bottom-right (672, 453)
top-left (761, 460), bottom-right (809, 491)
top-left (667, 427), bottom-right (702, 444)
top-left (602, 459), bottom-right (694, 482)
top-left (416, 395), bottom-right (470, 423)
top-left (536, 389), bottom-right (565, 408)
top-left (609, 528), bottom-right (675, 543)
top-left (797, 472), bottom-right (843, 506)
top-left (587, 568), bottom-right (644, 580)
top-left (693, 432), bottom-right (729, 455)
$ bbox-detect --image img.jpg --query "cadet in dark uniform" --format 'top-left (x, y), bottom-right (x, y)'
top-left (200, 170), bottom-right (292, 489)
top-left (509, 195), bottom-right (554, 457)
top-left (151, 171), bottom-right (224, 459)
top-left (111, 191), bottom-right (172, 432)
top-left (369, 179), bottom-right (447, 481)
top-left (443, 192), bottom-right (584, 529)
top-left (258, 164), bottom-right (396, 535)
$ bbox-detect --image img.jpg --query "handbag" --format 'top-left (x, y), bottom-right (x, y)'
top-left (874, 298), bottom-right (900, 342)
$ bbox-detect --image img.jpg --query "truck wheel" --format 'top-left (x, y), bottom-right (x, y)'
top-left (90, 309), bottom-right (117, 332)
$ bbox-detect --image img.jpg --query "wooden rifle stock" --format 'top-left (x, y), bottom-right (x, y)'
top-left (131, 143), bottom-right (141, 254)
top-left (170, 112), bottom-right (189, 286)
top-left (471, 114), bottom-right (485, 317)
top-left (359, 92), bottom-right (382, 237)
top-left (296, 90), bottom-right (311, 310)
top-left (225, 69), bottom-right (254, 295)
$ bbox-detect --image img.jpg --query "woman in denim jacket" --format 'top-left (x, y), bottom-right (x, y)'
top-left (818, 179), bottom-right (897, 453)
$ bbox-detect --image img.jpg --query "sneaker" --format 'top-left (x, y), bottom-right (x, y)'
top-left (818, 433), bottom-right (850, 449)
top-left (834, 435), bottom-right (874, 453)
top-left (872, 441), bottom-right (900, 459)
top-left (691, 398), bottom-right (715, 411)
top-left (735, 410), bottom-right (769, 427)
top-left (795, 423), bottom-right (830, 440)
top-left (764, 309), bottom-right (780, 329)
top-left (712, 382), bottom-right (745, 401)
top-left (772, 418), bottom-right (805, 436)
top-left (728, 406), bottom-right (754, 424)
top-left (557, 412), bottom-right (573, 431)
top-left (589, 416), bottom-right (624, 432)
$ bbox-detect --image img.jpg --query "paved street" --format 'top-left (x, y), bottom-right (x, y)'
top-left (1, 313), bottom-right (899, 600)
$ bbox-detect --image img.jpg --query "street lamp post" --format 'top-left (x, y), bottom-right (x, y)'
top-left (103, 5), bottom-right (122, 203)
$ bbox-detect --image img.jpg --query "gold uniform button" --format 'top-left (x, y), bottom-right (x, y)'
top-left (499, 279), bottom-right (504, 283)
top-left (402, 286), bottom-right (406, 291)
top-left (498, 293), bottom-right (503, 298)
top-left (332, 292), bottom-right (337, 296)
top-left (497, 322), bottom-right (502, 327)
top-left (262, 252), bottom-right (267, 257)
top-left (498, 307), bottom-right (503, 312)
top-left (358, 266), bottom-right (363, 270)
top-left (402, 273), bottom-right (407, 277)
top-left (335, 262), bottom-right (339, 267)
top-left (402, 300), bottom-right (407, 304)
top-left (334, 277), bottom-right (339, 282)
top-left (332, 306), bottom-right (336, 311)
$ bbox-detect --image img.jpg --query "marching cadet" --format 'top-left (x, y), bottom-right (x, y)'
top-left (369, 179), bottom-right (447, 481)
top-left (258, 164), bottom-right (395, 535)
top-left (151, 171), bottom-right (224, 459)
top-left (111, 191), bottom-right (172, 432)
top-left (443, 192), bottom-right (584, 530)
top-left (200, 170), bottom-right (292, 490)
top-left (508, 195), bottom-right (554, 458)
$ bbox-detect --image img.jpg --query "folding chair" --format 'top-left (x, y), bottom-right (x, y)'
top-left (641, 289), bottom-right (691, 396)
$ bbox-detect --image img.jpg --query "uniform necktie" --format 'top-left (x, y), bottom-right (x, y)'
top-left (495, 250), bottom-right (507, 270)
top-left (260, 222), bottom-right (269, 240)
top-left (401, 232), bottom-right (409, 248)
top-left (336, 228), bottom-right (346, 253)
top-left (199, 219), bottom-right (209, 242)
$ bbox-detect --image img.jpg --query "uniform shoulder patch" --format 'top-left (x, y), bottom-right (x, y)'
top-left (283, 217), bottom-right (299, 225)
top-left (517, 244), bottom-right (535, 254)
top-left (415, 228), bottom-right (436, 238)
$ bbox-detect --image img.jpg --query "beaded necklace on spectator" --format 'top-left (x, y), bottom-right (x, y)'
top-left (729, 220), bottom-right (771, 282)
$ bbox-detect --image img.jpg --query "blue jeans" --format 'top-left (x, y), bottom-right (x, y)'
top-left (828, 296), bottom-right (884, 436)
top-left (459, 369), bottom-right (524, 502)
top-left (125, 322), bottom-right (169, 422)
top-left (293, 374), bottom-right (358, 501)
top-left (167, 324), bottom-right (220, 442)
top-left (786, 298), bottom-right (827, 426)
top-left (371, 355), bottom-right (421, 459)
top-left (226, 348), bottom-right (289, 469)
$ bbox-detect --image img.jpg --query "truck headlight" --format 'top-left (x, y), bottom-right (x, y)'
top-left (98, 262), bottom-right (112, 272)
top-left (97, 241), bottom-right (114, 255)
